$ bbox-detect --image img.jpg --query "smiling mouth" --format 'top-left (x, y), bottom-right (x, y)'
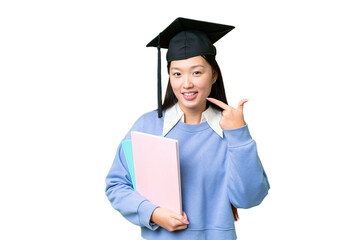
top-left (183, 92), bottom-right (196, 96)
top-left (181, 91), bottom-right (198, 100)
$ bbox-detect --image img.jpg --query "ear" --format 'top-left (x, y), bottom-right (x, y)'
top-left (211, 70), bottom-right (218, 84)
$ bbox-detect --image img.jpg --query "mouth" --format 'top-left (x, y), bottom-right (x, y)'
top-left (182, 91), bottom-right (198, 100)
top-left (183, 92), bottom-right (197, 96)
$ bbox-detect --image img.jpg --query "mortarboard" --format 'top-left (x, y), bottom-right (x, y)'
top-left (146, 17), bottom-right (235, 118)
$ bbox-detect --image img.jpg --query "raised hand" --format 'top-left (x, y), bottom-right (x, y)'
top-left (150, 207), bottom-right (189, 232)
top-left (207, 98), bottom-right (248, 129)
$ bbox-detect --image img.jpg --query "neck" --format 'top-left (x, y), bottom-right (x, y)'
top-left (184, 113), bottom-right (202, 124)
top-left (179, 103), bottom-right (206, 125)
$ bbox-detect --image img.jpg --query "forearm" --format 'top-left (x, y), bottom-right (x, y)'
top-left (105, 144), bottom-right (159, 230)
top-left (224, 124), bottom-right (270, 208)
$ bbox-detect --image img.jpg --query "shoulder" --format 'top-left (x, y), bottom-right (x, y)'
top-left (124, 110), bottom-right (164, 140)
top-left (133, 110), bottom-right (162, 127)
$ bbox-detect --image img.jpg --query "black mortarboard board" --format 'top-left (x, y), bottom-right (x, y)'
top-left (146, 17), bottom-right (235, 118)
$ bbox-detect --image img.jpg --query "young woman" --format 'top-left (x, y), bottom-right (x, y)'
top-left (105, 17), bottom-right (270, 240)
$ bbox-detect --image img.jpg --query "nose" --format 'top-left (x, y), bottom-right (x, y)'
top-left (183, 74), bottom-right (193, 89)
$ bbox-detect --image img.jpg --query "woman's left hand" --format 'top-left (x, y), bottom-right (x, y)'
top-left (207, 98), bottom-right (248, 130)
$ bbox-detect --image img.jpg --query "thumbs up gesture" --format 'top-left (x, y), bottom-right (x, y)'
top-left (207, 98), bottom-right (248, 130)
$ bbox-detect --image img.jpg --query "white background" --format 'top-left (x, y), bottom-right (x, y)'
top-left (1, 0), bottom-right (359, 239)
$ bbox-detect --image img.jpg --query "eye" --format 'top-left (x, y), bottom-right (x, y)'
top-left (193, 71), bottom-right (201, 76)
top-left (173, 72), bottom-right (181, 77)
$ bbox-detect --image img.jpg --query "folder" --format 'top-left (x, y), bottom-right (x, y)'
top-left (130, 131), bottom-right (182, 215)
top-left (122, 140), bottom-right (136, 190)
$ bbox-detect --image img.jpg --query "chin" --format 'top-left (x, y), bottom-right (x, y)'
top-left (179, 101), bottom-right (205, 111)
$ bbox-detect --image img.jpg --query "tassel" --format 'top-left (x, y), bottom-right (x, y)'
top-left (157, 34), bottom-right (162, 118)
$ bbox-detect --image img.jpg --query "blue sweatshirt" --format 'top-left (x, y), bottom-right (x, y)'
top-left (105, 110), bottom-right (270, 240)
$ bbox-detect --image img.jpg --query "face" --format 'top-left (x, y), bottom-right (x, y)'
top-left (169, 56), bottom-right (217, 114)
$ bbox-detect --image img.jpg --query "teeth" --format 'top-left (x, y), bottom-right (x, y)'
top-left (184, 92), bottom-right (195, 96)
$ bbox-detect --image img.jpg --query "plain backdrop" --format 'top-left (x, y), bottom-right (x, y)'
top-left (1, 0), bottom-right (359, 239)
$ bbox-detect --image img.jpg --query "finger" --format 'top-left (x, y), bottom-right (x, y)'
top-left (173, 224), bottom-right (188, 231)
top-left (173, 218), bottom-right (188, 226)
top-left (206, 98), bottom-right (230, 110)
top-left (170, 218), bottom-right (188, 231)
top-left (168, 219), bottom-right (188, 232)
top-left (172, 212), bottom-right (189, 224)
top-left (237, 99), bottom-right (249, 110)
top-left (183, 211), bottom-right (189, 223)
top-left (183, 211), bottom-right (188, 220)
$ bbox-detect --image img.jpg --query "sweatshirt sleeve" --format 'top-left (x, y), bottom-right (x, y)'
top-left (105, 142), bottom-right (160, 230)
top-left (223, 123), bottom-right (270, 209)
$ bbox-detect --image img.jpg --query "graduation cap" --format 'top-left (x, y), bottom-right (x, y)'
top-left (146, 17), bottom-right (235, 118)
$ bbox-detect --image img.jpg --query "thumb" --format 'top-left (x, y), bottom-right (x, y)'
top-left (172, 212), bottom-right (188, 224)
top-left (180, 211), bottom-right (189, 224)
top-left (183, 211), bottom-right (188, 221)
top-left (237, 99), bottom-right (249, 110)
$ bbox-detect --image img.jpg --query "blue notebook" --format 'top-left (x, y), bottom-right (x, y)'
top-left (122, 140), bottom-right (136, 190)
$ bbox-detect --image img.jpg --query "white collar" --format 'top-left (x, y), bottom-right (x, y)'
top-left (163, 103), bottom-right (223, 138)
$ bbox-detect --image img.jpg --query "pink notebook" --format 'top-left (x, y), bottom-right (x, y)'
top-left (131, 131), bottom-right (182, 215)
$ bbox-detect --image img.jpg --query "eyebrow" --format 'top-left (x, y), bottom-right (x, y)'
top-left (170, 65), bottom-right (206, 71)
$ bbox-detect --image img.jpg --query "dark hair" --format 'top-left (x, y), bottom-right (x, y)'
top-left (162, 55), bottom-right (239, 221)
top-left (162, 55), bottom-right (228, 111)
